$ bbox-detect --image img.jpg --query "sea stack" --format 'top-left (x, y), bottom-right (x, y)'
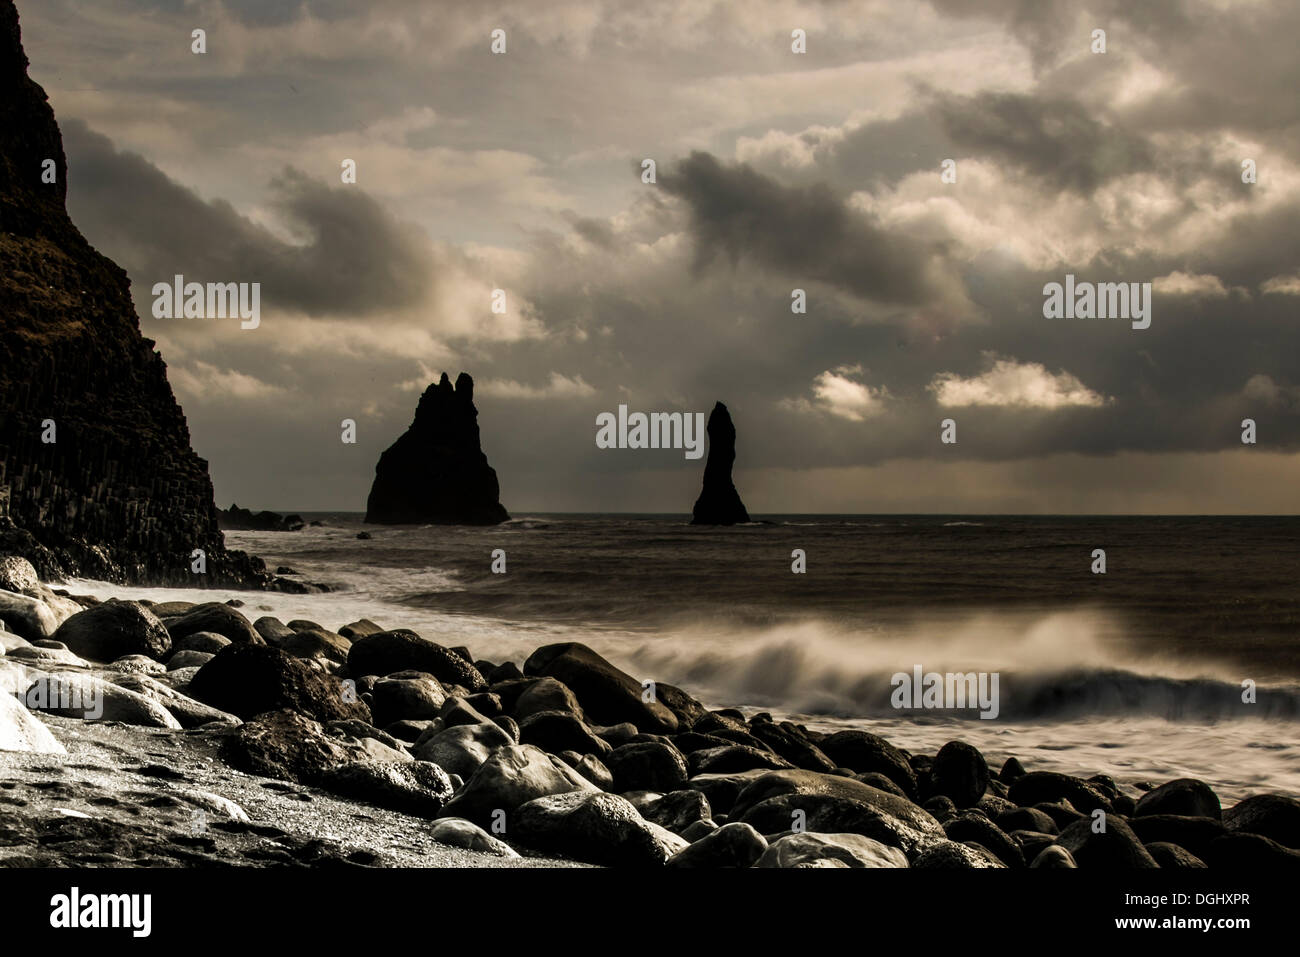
top-left (691, 402), bottom-right (750, 525)
top-left (0, 0), bottom-right (265, 586)
top-left (365, 373), bottom-right (509, 525)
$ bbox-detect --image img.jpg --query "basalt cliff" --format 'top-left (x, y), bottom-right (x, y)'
top-left (0, 0), bottom-right (269, 586)
top-left (365, 372), bottom-right (510, 526)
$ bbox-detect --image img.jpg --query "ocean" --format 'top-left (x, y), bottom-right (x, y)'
top-left (70, 514), bottom-right (1300, 803)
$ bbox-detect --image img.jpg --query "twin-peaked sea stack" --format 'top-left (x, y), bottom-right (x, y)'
top-left (365, 373), bottom-right (510, 526)
top-left (691, 401), bottom-right (751, 525)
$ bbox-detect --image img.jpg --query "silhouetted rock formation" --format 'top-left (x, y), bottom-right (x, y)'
top-left (218, 504), bottom-right (305, 532)
top-left (691, 402), bottom-right (750, 525)
top-left (0, 1), bottom-right (269, 586)
top-left (365, 373), bottom-right (509, 525)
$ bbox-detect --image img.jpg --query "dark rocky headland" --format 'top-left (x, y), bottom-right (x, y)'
top-left (0, 0), bottom-right (270, 588)
top-left (365, 372), bottom-right (510, 526)
top-left (3, 556), bottom-right (1297, 869)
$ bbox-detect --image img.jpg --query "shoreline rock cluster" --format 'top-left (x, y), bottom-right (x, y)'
top-left (2, 559), bottom-right (1298, 868)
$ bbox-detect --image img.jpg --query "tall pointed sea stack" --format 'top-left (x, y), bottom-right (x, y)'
top-left (691, 401), bottom-right (750, 525)
top-left (0, 0), bottom-right (266, 585)
top-left (365, 372), bottom-right (509, 525)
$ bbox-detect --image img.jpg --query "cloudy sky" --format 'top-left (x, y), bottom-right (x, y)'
top-left (16, 0), bottom-right (1300, 513)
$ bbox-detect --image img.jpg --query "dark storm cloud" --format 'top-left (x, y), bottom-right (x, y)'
top-left (659, 151), bottom-right (948, 307)
top-left (931, 91), bottom-right (1154, 193)
top-left (62, 120), bottom-right (435, 317)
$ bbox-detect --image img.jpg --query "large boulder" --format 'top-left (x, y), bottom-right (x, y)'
top-left (912, 839), bottom-right (1006, 868)
top-left (1223, 793), bottom-right (1300, 848)
top-left (818, 731), bottom-right (917, 797)
top-left (605, 741), bottom-right (690, 793)
top-left (756, 832), bottom-right (908, 868)
top-left (523, 642), bottom-right (677, 733)
top-left (1134, 777), bottom-right (1221, 819)
top-left (107, 673), bottom-right (241, 728)
top-left (348, 630), bottom-right (487, 691)
top-left (187, 643), bottom-right (371, 723)
top-left (24, 672), bottom-right (181, 729)
top-left (369, 674), bottom-right (447, 726)
top-left (518, 710), bottom-right (610, 757)
top-left (1008, 772), bottom-right (1114, 814)
top-left (222, 710), bottom-right (359, 784)
top-left (1057, 814), bottom-right (1158, 868)
top-left (667, 822), bottom-right (767, 868)
top-left (162, 603), bottom-right (263, 646)
top-left (52, 599), bottom-right (171, 662)
top-left (412, 720), bottom-right (514, 778)
top-left (438, 744), bottom-right (594, 826)
top-left (0, 589), bottom-right (59, 642)
top-left (513, 790), bottom-right (689, 866)
top-left (0, 692), bottom-right (66, 753)
top-left (319, 760), bottom-right (455, 817)
top-left (930, 740), bottom-right (989, 808)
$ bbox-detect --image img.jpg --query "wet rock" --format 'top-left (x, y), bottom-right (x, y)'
top-left (369, 674), bottom-right (447, 726)
top-left (348, 630), bottom-right (487, 691)
top-left (0, 691), bottom-right (66, 753)
top-left (0, 589), bottom-right (59, 641)
top-left (1223, 793), bottom-right (1300, 848)
top-left (1201, 832), bottom-right (1300, 869)
top-left (818, 731), bottom-right (917, 797)
top-left (1009, 772), bottom-right (1113, 814)
top-left (167, 650), bottom-right (214, 670)
top-left (429, 818), bottom-right (519, 857)
top-left (164, 603), bottom-right (263, 647)
top-left (931, 740), bottom-right (989, 808)
top-left (1146, 842), bottom-right (1207, 868)
top-left (1128, 814), bottom-right (1227, 861)
top-left (52, 599), bottom-right (171, 662)
top-left (667, 822), bottom-right (766, 868)
top-left (438, 744), bottom-right (595, 826)
top-left (943, 811), bottom-right (1024, 867)
top-left (222, 710), bottom-right (358, 784)
top-left (25, 672), bottom-right (182, 729)
top-left (514, 676), bottom-right (584, 721)
top-left (172, 631), bottom-right (231, 656)
top-left (912, 839), bottom-right (1006, 868)
top-left (519, 709), bottom-right (610, 757)
top-left (319, 759), bottom-right (455, 817)
top-left (523, 642), bottom-right (677, 734)
top-left (688, 745), bottom-right (794, 776)
top-left (1057, 814), bottom-right (1158, 868)
top-left (187, 643), bottom-right (371, 723)
top-left (514, 791), bottom-right (688, 866)
top-left (1030, 845), bottom-right (1078, 868)
top-left (1134, 778), bottom-right (1221, 820)
top-left (605, 741), bottom-right (690, 793)
top-left (107, 673), bottom-right (241, 728)
top-left (756, 832), bottom-right (907, 868)
top-left (412, 719), bottom-right (514, 778)
top-left (640, 789), bottom-right (712, 834)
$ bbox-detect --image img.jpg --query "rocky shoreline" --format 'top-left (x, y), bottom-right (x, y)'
top-left (2, 556), bottom-right (1298, 869)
